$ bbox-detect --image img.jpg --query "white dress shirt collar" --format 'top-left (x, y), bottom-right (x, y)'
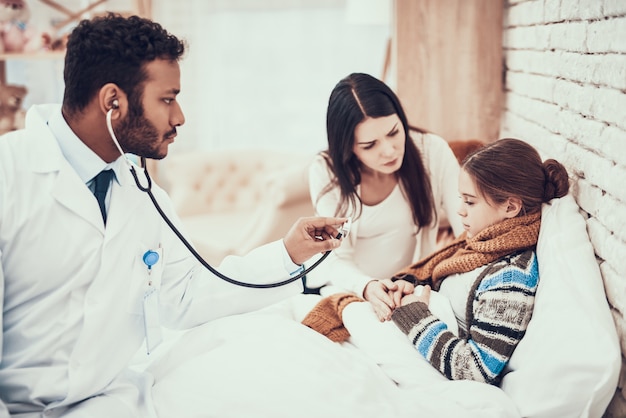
top-left (48, 107), bottom-right (123, 185)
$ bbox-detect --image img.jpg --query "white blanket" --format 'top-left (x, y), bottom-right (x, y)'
top-left (147, 294), bottom-right (519, 418)
top-left (145, 195), bottom-right (620, 418)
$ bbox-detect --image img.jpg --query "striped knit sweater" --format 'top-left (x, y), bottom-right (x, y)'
top-left (391, 250), bottom-right (539, 385)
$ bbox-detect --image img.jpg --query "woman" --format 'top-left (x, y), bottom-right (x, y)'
top-left (307, 73), bottom-right (462, 320)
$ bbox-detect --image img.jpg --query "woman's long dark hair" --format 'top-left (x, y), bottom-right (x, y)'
top-left (317, 73), bottom-right (436, 230)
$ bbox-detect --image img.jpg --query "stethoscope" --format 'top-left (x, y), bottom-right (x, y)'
top-left (105, 104), bottom-right (350, 288)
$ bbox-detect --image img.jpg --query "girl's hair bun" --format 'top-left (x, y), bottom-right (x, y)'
top-left (542, 159), bottom-right (569, 201)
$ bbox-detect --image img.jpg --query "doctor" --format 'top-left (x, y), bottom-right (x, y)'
top-left (0, 13), bottom-right (344, 418)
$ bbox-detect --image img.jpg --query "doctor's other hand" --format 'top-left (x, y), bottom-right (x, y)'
top-left (283, 216), bottom-right (346, 265)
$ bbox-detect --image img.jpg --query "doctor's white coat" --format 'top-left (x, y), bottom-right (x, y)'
top-left (0, 105), bottom-right (301, 417)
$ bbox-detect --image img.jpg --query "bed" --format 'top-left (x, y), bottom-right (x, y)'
top-left (141, 194), bottom-right (621, 418)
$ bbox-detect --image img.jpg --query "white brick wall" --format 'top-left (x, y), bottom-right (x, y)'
top-left (501, 1), bottom-right (626, 416)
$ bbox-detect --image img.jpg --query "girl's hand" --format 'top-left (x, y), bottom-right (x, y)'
top-left (401, 285), bottom-right (431, 306)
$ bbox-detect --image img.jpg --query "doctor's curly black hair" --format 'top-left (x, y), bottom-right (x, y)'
top-left (62, 13), bottom-right (186, 116)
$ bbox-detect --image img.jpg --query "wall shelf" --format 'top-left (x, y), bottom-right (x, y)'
top-left (0, 51), bottom-right (65, 61)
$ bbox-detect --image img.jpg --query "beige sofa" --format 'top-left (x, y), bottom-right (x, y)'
top-left (159, 149), bottom-right (315, 265)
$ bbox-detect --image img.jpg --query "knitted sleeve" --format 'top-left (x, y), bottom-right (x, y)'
top-left (391, 250), bottom-right (539, 385)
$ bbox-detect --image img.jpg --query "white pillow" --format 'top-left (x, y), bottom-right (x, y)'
top-left (500, 194), bottom-right (621, 418)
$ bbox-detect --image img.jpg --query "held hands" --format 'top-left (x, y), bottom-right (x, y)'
top-left (283, 216), bottom-right (347, 265)
top-left (363, 279), bottom-right (415, 322)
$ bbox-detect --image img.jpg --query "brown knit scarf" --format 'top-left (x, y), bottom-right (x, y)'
top-left (392, 212), bottom-right (541, 289)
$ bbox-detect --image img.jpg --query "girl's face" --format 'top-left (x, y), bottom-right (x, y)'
top-left (352, 114), bottom-right (405, 175)
top-left (457, 169), bottom-right (514, 238)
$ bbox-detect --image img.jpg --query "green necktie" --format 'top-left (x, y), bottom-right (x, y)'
top-left (93, 169), bottom-right (114, 224)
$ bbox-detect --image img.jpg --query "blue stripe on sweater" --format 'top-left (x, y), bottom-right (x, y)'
top-left (416, 321), bottom-right (447, 357)
top-left (468, 339), bottom-right (506, 376)
top-left (478, 254), bottom-right (539, 293)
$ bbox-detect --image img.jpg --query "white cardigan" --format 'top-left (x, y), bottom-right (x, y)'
top-left (306, 132), bottom-right (463, 296)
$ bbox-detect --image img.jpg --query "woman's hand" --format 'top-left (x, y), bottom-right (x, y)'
top-left (364, 279), bottom-right (414, 321)
top-left (389, 279), bottom-right (415, 307)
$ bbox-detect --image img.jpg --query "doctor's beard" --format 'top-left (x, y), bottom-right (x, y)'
top-left (115, 105), bottom-right (175, 160)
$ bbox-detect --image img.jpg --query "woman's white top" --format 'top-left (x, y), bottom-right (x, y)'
top-left (307, 132), bottom-right (463, 296)
top-left (353, 185), bottom-right (416, 279)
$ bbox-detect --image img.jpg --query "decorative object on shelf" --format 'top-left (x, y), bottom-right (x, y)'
top-left (0, 82), bottom-right (27, 135)
top-left (0, 0), bottom-right (46, 53)
top-left (40, 30), bottom-right (67, 51)
top-left (34, 0), bottom-right (151, 53)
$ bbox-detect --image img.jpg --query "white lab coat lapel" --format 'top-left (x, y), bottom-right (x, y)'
top-left (25, 110), bottom-right (152, 238)
top-left (51, 164), bottom-right (105, 232)
top-left (26, 115), bottom-right (106, 234)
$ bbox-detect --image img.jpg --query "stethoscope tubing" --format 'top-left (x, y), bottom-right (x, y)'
top-left (107, 108), bottom-right (333, 288)
top-left (130, 161), bottom-right (333, 288)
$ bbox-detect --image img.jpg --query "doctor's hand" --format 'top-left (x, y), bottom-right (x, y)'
top-left (283, 216), bottom-right (347, 265)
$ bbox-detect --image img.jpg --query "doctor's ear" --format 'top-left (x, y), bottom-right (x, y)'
top-left (98, 83), bottom-right (126, 115)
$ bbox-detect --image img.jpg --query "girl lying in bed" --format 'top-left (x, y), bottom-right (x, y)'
top-left (303, 137), bottom-right (570, 385)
